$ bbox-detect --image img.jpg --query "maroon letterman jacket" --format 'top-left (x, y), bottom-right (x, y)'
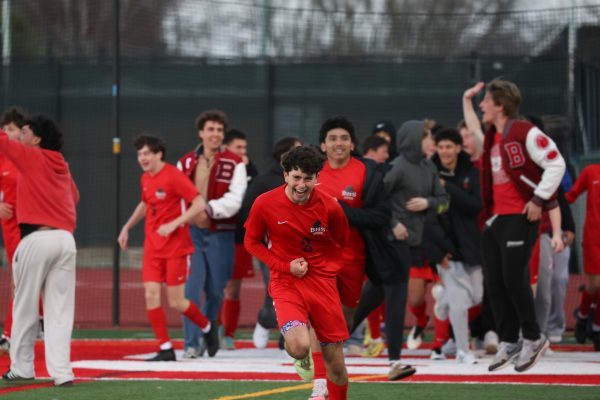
top-left (481, 120), bottom-right (565, 217)
top-left (178, 146), bottom-right (247, 232)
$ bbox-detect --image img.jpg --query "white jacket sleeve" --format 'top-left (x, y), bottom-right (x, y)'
top-left (206, 162), bottom-right (248, 219)
top-left (525, 127), bottom-right (566, 200)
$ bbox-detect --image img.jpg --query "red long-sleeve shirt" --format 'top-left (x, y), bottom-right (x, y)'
top-left (244, 185), bottom-right (348, 280)
top-left (0, 130), bottom-right (79, 233)
top-left (566, 164), bottom-right (600, 247)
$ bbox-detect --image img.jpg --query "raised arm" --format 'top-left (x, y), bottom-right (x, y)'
top-left (462, 82), bottom-right (485, 148)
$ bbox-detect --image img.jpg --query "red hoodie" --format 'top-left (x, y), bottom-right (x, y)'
top-left (0, 130), bottom-right (79, 233)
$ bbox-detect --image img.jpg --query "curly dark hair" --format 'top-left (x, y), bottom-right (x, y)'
top-left (195, 109), bottom-right (228, 131)
top-left (1, 107), bottom-right (27, 128)
top-left (434, 128), bottom-right (463, 146)
top-left (318, 115), bottom-right (357, 145)
top-left (24, 116), bottom-right (63, 151)
top-left (281, 145), bottom-right (326, 176)
top-left (133, 135), bottom-right (167, 160)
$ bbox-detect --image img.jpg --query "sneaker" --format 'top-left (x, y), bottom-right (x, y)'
top-left (2, 370), bottom-right (34, 381)
top-left (456, 349), bottom-right (478, 364)
top-left (406, 325), bottom-right (425, 350)
top-left (182, 347), bottom-right (200, 359)
top-left (484, 330), bottom-right (499, 355)
top-left (590, 330), bottom-right (600, 352)
top-left (222, 336), bottom-right (235, 350)
top-left (343, 344), bottom-right (362, 356)
top-left (573, 308), bottom-right (588, 344)
top-left (0, 336), bottom-right (10, 355)
top-left (430, 347), bottom-right (446, 360)
top-left (253, 322), bottom-right (270, 349)
top-left (548, 334), bottom-right (562, 344)
top-left (309, 378), bottom-right (328, 399)
top-left (204, 321), bottom-right (219, 357)
top-left (441, 338), bottom-right (457, 356)
top-left (362, 339), bottom-right (385, 358)
top-left (514, 336), bottom-right (549, 372)
top-left (146, 348), bottom-right (176, 361)
top-left (388, 361), bottom-right (416, 381)
top-left (488, 341), bottom-right (522, 371)
top-left (294, 351), bottom-right (314, 382)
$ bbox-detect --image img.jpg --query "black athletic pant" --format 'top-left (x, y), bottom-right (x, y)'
top-left (481, 214), bottom-right (540, 343)
top-left (352, 279), bottom-right (408, 361)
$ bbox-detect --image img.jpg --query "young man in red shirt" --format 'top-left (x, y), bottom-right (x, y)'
top-left (244, 146), bottom-right (350, 400)
top-left (118, 135), bottom-right (217, 361)
top-left (463, 80), bottom-right (565, 371)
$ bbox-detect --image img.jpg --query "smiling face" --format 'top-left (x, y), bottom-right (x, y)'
top-left (436, 139), bottom-right (462, 170)
top-left (225, 138), bottom-right (247, 158)
top-left (284, 168), bottom-right (317, 205)
top-left (137, 145), bottom-right (163, 175)
top-left (19, 125), bottom-right (41, 147)
top-left (320, 128), bottom-right (354, 166)
top-left (199, 120), bottom-right (225, 153)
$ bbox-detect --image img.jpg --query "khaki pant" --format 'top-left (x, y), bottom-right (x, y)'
top-left (10, 229), bottom-right (76, 385)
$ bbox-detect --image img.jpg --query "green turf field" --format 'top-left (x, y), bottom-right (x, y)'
top-left (1, 380), bottom-right (598, 400)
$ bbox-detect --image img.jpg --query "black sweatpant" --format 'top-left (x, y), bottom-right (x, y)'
top-left (481, 214), bottom-right (540, 343)
top-left (351, 279), bottom-right (408, 361)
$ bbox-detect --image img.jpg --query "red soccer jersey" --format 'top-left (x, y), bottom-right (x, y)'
top-left (491, 133), bottom-right (526, 215)
top-left (566, 164), bottom-right (600, 247)
top-left (142, 163), bottom-right (198, 258)
top-left (0, 155), bottom-right (20, 265)
top-left (244, 185), bottom-right (349, 280)
top-left (317, 158), bottom-right (366, 265)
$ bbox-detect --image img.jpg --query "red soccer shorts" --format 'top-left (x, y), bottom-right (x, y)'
top-left (142, 252), bottom-right (189, 286)
top-left (270, 273), bottom-right (349, 343)
top-left (409, 264), bottom-right (436, 281)
top-left (583, 244), bottom-right (600, 275)
top-left (336, 260), bottom-right (365, 308)
top-left (231, 243), bottom-right (255, 279)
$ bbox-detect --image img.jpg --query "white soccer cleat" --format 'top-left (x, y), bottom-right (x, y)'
top-left (253, 322), bottom-right (270, 349)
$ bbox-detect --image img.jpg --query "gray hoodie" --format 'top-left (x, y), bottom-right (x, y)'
top-left (383, 120), bottom-right (449, 247)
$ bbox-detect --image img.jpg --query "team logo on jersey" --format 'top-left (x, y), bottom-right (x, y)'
top-left (342, 185), bottom-right (357, 200)
top-left (535, 134), bottom-right (549, 149)
top-left (155, 188), bottom-right (166, 200)
top-left (310, 220), bottom-right (326, 235)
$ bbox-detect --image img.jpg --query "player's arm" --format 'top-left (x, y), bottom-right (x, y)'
top-left (523, 127), bottom-right (566, 221)
top-left (329, 199), bottom-right (350, 250)
top-left (443, 167), bottom-right (482, 216)
top-left (118, 201), bottom-right (146, 251)
top-left (548, 206), bottom-right (564, 253)
top-left (565, 166), bottom-right (588, 204)
top-left (462, 82), bottom-right (485, 147)
top-left (157, 194), bottom-right (206, 237)
top-left (0, 130), bottom-right (37, 172)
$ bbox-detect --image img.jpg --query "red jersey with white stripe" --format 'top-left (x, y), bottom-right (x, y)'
top-left (491, 133), bottom-right (526, 214)
top-left (566, 164), bottom-right (600, 247)
top-left (317, 158), bottom-right (366, 265)
top-left (244, 185), bottom-right (348, 280)
top-left (142, 163), bottom-right (197, 257)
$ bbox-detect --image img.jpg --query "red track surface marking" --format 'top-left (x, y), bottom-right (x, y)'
top-left (0, 382), bottom-right (54, 395)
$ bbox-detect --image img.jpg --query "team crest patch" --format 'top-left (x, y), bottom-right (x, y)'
top-left (310, 220), bottom-right (326, 235)
top-left (155, 188), bottom-right (166, 200)
top-left (535, 134), bottom-right (549, 149)
top-left (342, 185), bottom-right (357, 200)
top-left (546, 150), bottom-right (559, 161)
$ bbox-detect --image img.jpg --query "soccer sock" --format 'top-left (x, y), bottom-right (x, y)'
top-left (367, 309), bottom-right (381, 340)
top-left (147, 306), bottom-right (170, 346)
top-left (433, 316), bottom-right (450, 349)
top-left (579, 290), bottom-right (593, 317)
top-left (3, 298), bottom-right (13, 338)
top-left (468, 303), bottom-right (482, 322)
top-left (183, 302), bottom-right (210, 332)
top-left (313, 351), bottom-right (326, 380)
top-left (326, 378), bottom-right (348, 400)
top-left (223, 299), bottom-right (241, 338)
top-left (409, 302), bottom-right (428, 328)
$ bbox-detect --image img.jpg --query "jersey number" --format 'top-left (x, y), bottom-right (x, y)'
top-left (301, 237), bottom-right (313, 252)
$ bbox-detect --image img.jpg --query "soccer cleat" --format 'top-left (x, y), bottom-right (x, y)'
top-left (514, 336), bottom-right (549, 372)
top-left (488, 341), bottom-right (522, 372)
top-left (430, 347), bottom-right (446, 360)
top-left (441, 338), bottom-right (457, 356)
top-left (0, 335), bottom-right (10, 355)
top-left (253, 322), bottom-right (270, 349)
top-left (294, 351), bottom-right (314, 382)
top-left (388, 361), bottom-right (416, 381)
top-left (456, 349), bottom-right (478, 364)
top-left (362, 339), bottom-right (385, 358)
top-left (2, 370), bottom-right (34, 381)
top-left (309, 378), bottom-right (328, 399)
top-left (146, 348), bottom-right (176, 361)
top-left (406, 325), bottom-right (425, 350)
top-left (205, 321), bottom-right (220, 357)
top-left (483, 330), bottom-right (499, 355)
top-left (222, 336), bottom-right (236, 350)
top-left (573, 308), bottom-right (588, 344)
top-left (182, 347), bottom-right (201, 359)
